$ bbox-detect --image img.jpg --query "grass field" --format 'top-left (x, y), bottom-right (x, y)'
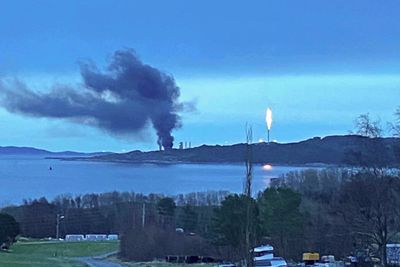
top-left (0, 240), bottom-right (119, 267)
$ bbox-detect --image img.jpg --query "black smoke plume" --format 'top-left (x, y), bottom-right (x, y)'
top-left (0, 49), bottom-right (189, 149)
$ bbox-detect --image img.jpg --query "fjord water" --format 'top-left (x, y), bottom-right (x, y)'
top-left (0, 155), bottom-right (309, 205)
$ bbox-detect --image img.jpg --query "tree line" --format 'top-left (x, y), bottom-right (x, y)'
top-left (0, 190), bottom-right (230, 240)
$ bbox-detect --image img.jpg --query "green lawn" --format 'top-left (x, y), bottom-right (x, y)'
top-left (0, 240), bottom-right (119, 267)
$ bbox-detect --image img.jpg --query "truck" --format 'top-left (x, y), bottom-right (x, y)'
top-left (303, 253), bottom-right (320, 267)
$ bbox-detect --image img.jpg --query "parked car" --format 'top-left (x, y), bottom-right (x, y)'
top-left (218, 263), bottom-right (236, 267)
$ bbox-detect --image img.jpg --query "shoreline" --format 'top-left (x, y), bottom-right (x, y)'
top-left (45, 156), bottom-right (337, 168)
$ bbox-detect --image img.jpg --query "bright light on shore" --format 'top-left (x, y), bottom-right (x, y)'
top-left (262, 164), bottom-right (273, 170)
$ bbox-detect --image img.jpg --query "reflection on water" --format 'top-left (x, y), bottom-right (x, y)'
top-left (262, 164), bottom-right (273, 171)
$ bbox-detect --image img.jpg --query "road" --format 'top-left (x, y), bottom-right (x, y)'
top-left (76, 251), bottom-right (123, 267)
top-left (77, 257), bottom-right (123, 267)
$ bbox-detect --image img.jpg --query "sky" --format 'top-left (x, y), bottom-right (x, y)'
top-left (0, 0), bottom-right (399, 152)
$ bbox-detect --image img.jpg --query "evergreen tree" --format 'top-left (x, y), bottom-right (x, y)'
top-left (211, 194), bottom-right (259, 260)
top-left (0, 213), bottom-right (20, 249)
top-left (258, 188), bottom-right (304, 258)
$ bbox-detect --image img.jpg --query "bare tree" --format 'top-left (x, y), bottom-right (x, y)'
top-left (336, 173), bottom-right (400, 266)
top-left (348, 113), bottom-right (389, 175)
top-left (244, 124), bottom-right (253, 197)
top-left (354, 113), bottom-right (383, 138)
top-left (244, 124), bottom-right (254, 267)
top-left (390, 107), bottom-right (400, 137)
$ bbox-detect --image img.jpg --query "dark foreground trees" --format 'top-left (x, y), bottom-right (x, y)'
top-left (120, 188), bottom-right (306, 262)
top-left (1, 190), bottom-right (229, 240)
top-left (120, 225), bottom-right (215, 261)
top-left (210, 188), bottom-right (305, 261)
top-left (0, 213), bottom-right (19, 250)
top-left (258, 188), bottom-right (304, 259)
top-left (211, 194), bottom-right (259, 261)
top-left (336, 173), bottom-right (400, 266)
top-left (275, 167), bottom-right (400, 266)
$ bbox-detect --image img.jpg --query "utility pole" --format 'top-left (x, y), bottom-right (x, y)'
top-left (56, 214), bottom-right (65, 240)
top-left (142, 203), bottom-right (146, 228)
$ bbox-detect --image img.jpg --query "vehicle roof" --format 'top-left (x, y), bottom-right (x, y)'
top-left (254, 245), bottom-right (274, 252)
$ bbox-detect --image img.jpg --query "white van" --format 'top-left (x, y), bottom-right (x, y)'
top-left (65, 234), bottom-right (85, 241)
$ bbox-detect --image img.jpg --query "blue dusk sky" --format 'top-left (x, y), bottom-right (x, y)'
top-left (0, 0), bottom-right (399, 152)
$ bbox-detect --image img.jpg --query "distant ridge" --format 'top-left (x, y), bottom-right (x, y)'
top-left (71, 135), bottom-right (400, 166)
top-left (0, 146), bottom-right (110, 157)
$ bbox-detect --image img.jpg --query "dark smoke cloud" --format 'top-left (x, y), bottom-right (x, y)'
top-left (0, 49), bottom-right (190, 149)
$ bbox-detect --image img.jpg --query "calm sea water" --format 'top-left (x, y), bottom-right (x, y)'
top-left (0, 155), bottom-right (309, 205)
